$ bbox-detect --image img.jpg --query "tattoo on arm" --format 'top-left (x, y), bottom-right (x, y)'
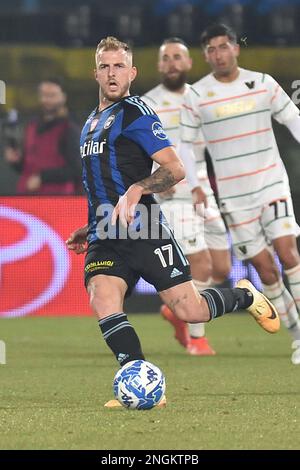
top-left (137, 166), bottom-right (176, 193)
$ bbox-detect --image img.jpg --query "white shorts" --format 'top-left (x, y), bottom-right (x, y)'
top-left (224, 196), bottom-right (300, 260)
top-left (204, 196), bottom-right (229, 251)
top-left (161, 199), bottom-right (229, 256)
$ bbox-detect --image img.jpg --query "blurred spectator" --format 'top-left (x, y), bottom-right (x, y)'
top-left (3, 78), bottom-right (82, 195)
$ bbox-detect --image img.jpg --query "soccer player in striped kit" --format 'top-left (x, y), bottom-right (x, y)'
top-left (179, 24), bottom-right (300, 364)
top-left (142, 38), bottom-right (231, 355)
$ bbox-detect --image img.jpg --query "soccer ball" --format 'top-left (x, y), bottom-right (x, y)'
top-left (113, 360), bottom-right (166, 410)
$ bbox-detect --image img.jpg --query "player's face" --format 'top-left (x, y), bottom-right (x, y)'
top-left (95, 49), bottom-right (137, 102)
top-left (158, 43), bottom-right (192, 91)
top-left (204, 35), bottom-right (239, 78)
top-left (38, 82), bottom-right (66, 114)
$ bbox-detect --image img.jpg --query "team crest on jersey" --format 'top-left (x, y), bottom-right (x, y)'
top-left (89, 118), bottom-right (99, 132)
top-left (245, 81), bottom-right (255, 89)
top-left (152, 121), bottom-right (168, 140)
top-left (162, 100), bottom-right (171, 106)
top-left (104, 115), bottom-right (115, 129)
top-left (207, 91), bottom-right (215, 97)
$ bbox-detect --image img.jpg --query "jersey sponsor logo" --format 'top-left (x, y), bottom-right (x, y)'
top-left (170, 115), bottom-right (180, 126)
top-left (245, 81), bottom-right (255, 89)
top-left (80, 139), bottom-right (106, 158)
top-left (104, 114), bottom-right (116, 129)
top-left (215, 99), bottom-right (255, 118)
top-left (85, 260), bottom-right (114, 272)
top-left (152, 121), bottom-right (168, 140)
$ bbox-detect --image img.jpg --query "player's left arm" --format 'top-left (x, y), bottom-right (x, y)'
top-left (66, 224), bottom-right (88, 254)
top-left (283, 115), bottom-right (300, 144)
top-left (138, 146), bottom-right (185, 193)
top-left (112, 107), bottom-right (185, 226)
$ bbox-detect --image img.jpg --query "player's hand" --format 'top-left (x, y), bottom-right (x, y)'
top-left (192, 186), bottom-right (207, 216)
top-left (66, 226), bottom-right (88, 254)
top-left (111, 184), bottom-right (143, 227)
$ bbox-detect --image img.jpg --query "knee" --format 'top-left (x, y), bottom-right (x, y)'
top-left (277, 248), bottom-right (300, 270)
top-left (210, 251), bottom-right (232, 284)
top-left (196, 264), bottom-right (213, 282)
top-left (189, 251), bottom-right (213, 282)
top-left (89, 290), bottom-right (111, 319)
top-left (253, 260), bottom-right (279, 284)
top-left (87, 281), bottom-right (123, 319)
top-left (212, 262), bottom-right (231, 284)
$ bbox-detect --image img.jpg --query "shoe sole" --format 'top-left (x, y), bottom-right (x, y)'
top-left (104, 396), bottom-right (167, 409)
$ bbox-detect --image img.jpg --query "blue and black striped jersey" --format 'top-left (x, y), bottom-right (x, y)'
top-left (80, 95), bottom-right (173, 242)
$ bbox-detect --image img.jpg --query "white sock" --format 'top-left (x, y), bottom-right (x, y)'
top-left (189, 322), bottom-right (205, 338)
top-left (284, 264), bottom-right (300, 340)
top-left (281, 288), bottom-right (300, 341)
top-left (188, 279), bottom-right (211, 338)
top-left (285, 264), bottom-right (300, 308)
top-left (262, 279), bottom-right (300, 341)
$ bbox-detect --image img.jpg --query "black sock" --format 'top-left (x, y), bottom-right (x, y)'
top-left (98, 312), bottom-right (145, 367)
top-left (201, 287), bottom-right (253, 320)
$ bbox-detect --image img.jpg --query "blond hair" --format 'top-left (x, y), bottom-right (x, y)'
top-left (95, 36), bottom-right (132, 58)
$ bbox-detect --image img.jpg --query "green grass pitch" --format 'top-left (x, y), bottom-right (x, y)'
top-left (0, 313), bottom-right (299, 450)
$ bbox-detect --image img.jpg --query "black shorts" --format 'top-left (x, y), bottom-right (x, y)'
top-left (84, 232), bottom-right (191, 296)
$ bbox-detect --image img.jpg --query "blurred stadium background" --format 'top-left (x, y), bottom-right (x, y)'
top-left (1, 0), bottom-right (300, 317)
top-left (1, 0), bottom-right (300, 452)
